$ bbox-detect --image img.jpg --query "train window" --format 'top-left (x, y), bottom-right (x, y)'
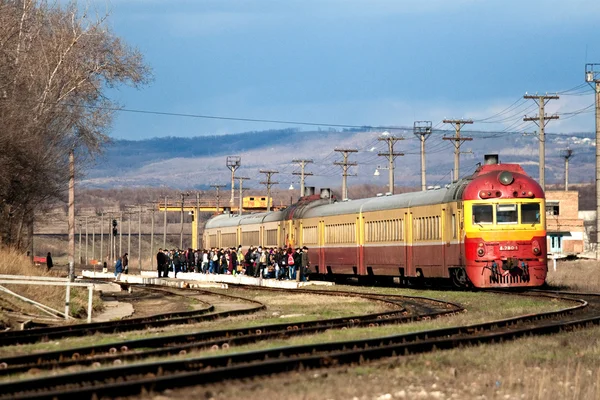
top-left (473, 205), bottom-right (493, 224)
top-left (452, 214), bottom-right (456, 239)
top-left (496, 204), bottom-right (518, 224)
top-left (521, 203), bottom-right (540, 224)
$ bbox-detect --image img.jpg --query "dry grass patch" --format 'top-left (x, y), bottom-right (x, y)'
top-left (144, 325), bottom-right (600, 400)
top-left (0, 247), bottom-right (102, 325)
top-left (547, 258), bottom-right (600, 292)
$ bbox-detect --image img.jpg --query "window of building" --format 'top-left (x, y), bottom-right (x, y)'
top-left (546, 201), bottom-right (559, 216)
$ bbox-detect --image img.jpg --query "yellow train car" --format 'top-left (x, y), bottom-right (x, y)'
top-left (204, 155), bottom-right (547, 288)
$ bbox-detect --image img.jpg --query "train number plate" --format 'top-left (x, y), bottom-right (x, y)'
top-left (499, 245), bottom-right (518, 251)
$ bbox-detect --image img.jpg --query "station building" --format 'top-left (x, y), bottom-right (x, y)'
top-left (545, 190), bottom-right (585, 255)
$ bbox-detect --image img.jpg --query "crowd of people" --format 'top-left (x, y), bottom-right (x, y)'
top-left (155, 246), bottom-right (311, 281)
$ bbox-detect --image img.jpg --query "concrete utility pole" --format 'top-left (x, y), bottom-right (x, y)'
top-left (118, 213), bottom-right (122, 259)
top-left (210, 184), bottom-right (226, 215)
top-left (163, 195), bottom-right (167, 249)
top-left (138, 205), bottom-right (142, 272)
top-left (127, 210), bottom-right (132, 260)
top-left (91, 219), bottom-right (95, 262)
top-left (195, 193), bottom-right (201, 249)
top-left (443, 119), bottom-right (473, 182)
top-left (334, 149), bottom-right (358, 200)
top-left (260, 170), bottom-right (279, 212)
top-left (179, 192), bottom-right (190, 249)
top-left (523, 93), bottom-right (560, 190)
top-left (292, 159), bottom-right (313, 197)
top-left (226, 156), bottom-right (241, 204)
top-left (414, 121), bottom-right (433, 191)
top-left (100, 212), bottom-right (103, 265)
top-left (78, 219), bottom-right (82, 266)
top-left (84, 216), bottom-right (89, 266)
top-left (68, 148), bottom-right (75, 281)
top-left (563, 149), bottom-right (574, 191)
top-left (150, 205), bottom-right (155, 268)
top-left (377, 133), bottom-right (404, 195)
top-left (585, 64), bottom-right (600, 259)
top-left (237, 177), bottom-right (250, 216)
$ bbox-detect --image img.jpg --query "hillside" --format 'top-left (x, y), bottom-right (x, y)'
top-left (82, 128), bottom-right (597, 192)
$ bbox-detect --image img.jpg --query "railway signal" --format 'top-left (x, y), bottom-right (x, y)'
top-left (112, 219), bottom-right (118, 237)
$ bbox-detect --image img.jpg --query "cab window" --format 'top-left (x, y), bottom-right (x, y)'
top-left (473, 205), bottom-right (493, 224)
top-left (521, 203), bottom-right (540, 224)
top-left (497, 204), bottom-right (518, 224)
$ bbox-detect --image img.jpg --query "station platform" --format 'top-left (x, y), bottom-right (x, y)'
top-left (81, 270), bottom-right (334, 289)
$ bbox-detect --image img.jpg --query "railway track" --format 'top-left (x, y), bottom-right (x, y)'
top-left (0, 288), bottom-right (596, 400)
top-left (0, 289), bottom-right (456, 376)
top-left (0, 285), bottom-right (264, 346)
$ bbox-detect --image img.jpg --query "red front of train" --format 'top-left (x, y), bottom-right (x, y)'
top-left (461, 160), bottom-right (547, 288)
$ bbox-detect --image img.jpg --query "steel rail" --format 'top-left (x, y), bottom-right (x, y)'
top-left (0, 290), bottom-right (420, 373)
top-left (0, 290), bottom-right (589, 399)
top-left (0, 286), bottom-right (264, 346)
top-left (0, 288), bottom-right (460, 375)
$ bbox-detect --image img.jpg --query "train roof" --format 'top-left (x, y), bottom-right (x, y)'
top-left (205, 182), bottom-right (468, 228)
top-left (205, 210), bottom-right (285, 229)
top-left (299, 185), bottom-right (461, 219)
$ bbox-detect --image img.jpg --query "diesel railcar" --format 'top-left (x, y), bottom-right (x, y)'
top-left (204, 155), bottom-right (547, 288)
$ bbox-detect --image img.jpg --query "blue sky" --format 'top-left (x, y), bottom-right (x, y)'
top-left (102, 0), bottom-right (600, 140)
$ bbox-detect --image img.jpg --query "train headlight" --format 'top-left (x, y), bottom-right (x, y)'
top-left (532, 241), bottom-right (541, 255)
top-left (498, 171), bottom-right (514, 185)
top-left (477, 243), bottom-right (485, 257)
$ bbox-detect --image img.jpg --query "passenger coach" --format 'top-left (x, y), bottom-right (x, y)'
top-left (204, 155), bottom-right (547, 288)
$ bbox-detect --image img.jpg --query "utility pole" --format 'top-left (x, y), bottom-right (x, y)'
top-left (150, 204), bottom-right (155, 269)
top-left (260, 170), bottom-right (279, 212)
top-left (78, 218), bottom-right (82, 266)
top-left (563, 149), bottom-right (574, 191)
top-left (100, 212), bottom-right (103, 266)
top-left (163, 195), bottom-right (167, 249)
top-left (414, 121), bottom-right (433, 191)
top-left (84, 216), bottom-right (89, 266)
top-left (128, 209), bottom-right (132, 261)
top-left (443, 119), bottom-right (473, 182)
top-left (68, 148), bottom-right (75, 281)
top-left (210, 184), bottom-right (226, 215)
top-left (334, 149), bottom-right (358, 200)
top-left (195, 193), bottom-right (201, 250)
top-left (523, 93), bottom-right (560, 190)
top-left (118, 212), bottom-right (122, 259)
top-left (237, 177), bottom-right (250, 216)
top-left (138, 205), bottom-right (142, 272)
top-left (179, 192), bottom-right (190, 249)
top-left (226, 156), bottom-right (241, 204)
top-left (91, 219), bottom-right (95, 263)
top-left (292, 159), bottom-right (313, 197)
top-left (377, 133), bottom-right (404, 194)
top-left (585, 63), bottom-right (600, 259)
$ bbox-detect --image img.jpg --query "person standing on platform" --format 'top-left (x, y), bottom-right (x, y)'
top-left (122, 253), bottom-right (129, 274)
top-left (156, 248), bottom-right (165, 278)
top-left (300, 246), bottom-right (310, 282)
top-left (46, 252), bottom-right (53, 271)
top-left (114, 256), bottom-right (123, 280)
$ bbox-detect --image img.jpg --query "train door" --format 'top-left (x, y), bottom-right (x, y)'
top-left (319, 220), bottom-right (325, 274)
top-left (405, 212), bottom-right (413, 276)
top-left (457, 207), bottom-right (464, 266)
top-left (441, 207), bottom-right (447, 273)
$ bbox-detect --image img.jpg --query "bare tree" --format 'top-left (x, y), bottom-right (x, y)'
top-left (0, 0), bottom-right (151, 247)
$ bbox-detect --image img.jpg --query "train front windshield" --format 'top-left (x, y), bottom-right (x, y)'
top-left (472, 202), bottom-right (541, 226)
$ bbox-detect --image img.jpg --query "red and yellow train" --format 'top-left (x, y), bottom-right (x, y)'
top-left (204, 155), bottom-right (547, 288)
